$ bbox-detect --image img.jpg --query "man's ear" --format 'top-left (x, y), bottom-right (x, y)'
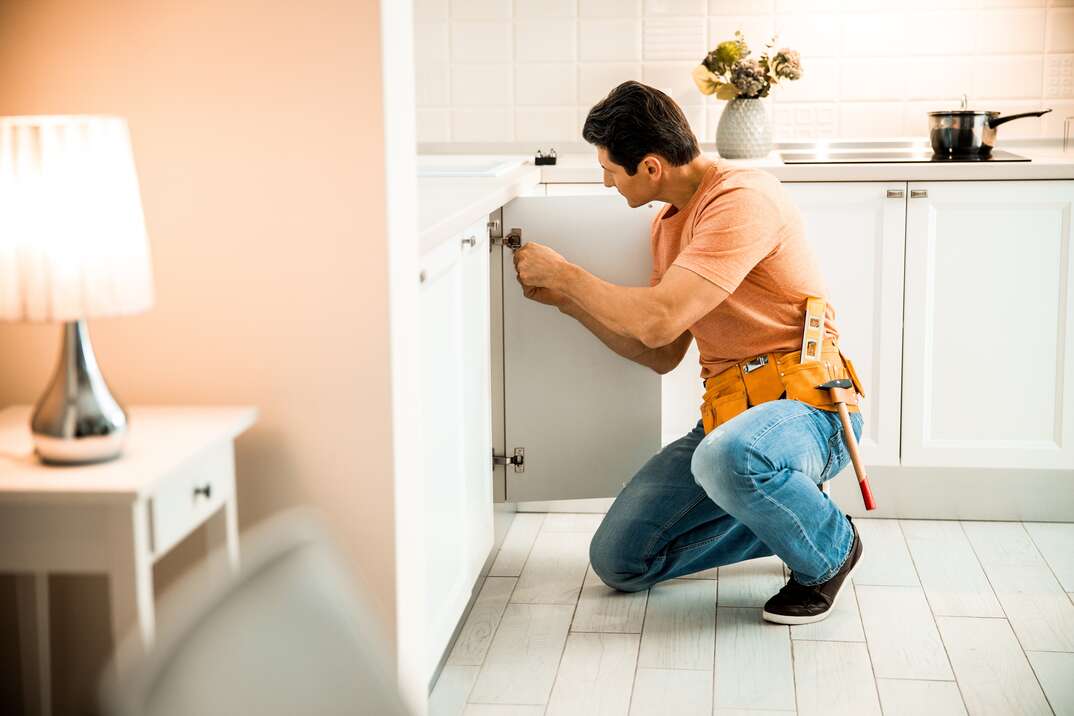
top-left (640, 154), bottom-right (663, 179)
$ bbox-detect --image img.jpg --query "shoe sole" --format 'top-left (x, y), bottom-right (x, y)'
top-left (761, 538), bottom-right (862, 626)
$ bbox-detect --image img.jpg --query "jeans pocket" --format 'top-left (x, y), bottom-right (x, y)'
top-left (821, 430), bottom-right (848, 481)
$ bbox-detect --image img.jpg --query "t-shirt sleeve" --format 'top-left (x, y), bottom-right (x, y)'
top-left (670, 187), bottom-right (783, 294)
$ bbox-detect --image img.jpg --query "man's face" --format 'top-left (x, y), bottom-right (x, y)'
top-left (597, 147), bottom-right (659, 208)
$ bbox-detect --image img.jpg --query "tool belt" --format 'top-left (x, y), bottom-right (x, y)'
top-left (700, 337), bottom-right (866, 435)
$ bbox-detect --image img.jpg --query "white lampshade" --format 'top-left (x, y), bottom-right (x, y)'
top-left (0, 115), bottom-right (154, 323)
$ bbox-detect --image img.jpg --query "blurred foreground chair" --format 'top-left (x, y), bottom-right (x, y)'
top-left (102, 509), bottom-right (412, 716)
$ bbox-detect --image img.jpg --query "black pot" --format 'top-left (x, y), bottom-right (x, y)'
top-left (929, 99), bottom-right (1052, 158)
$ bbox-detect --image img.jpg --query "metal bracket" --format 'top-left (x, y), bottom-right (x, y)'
top-left (487, 207), bottom-right (503, 242)
top-left (492, 227), bottom-right (522, 250)
top-left (492, 447), bottom-right (525, 473)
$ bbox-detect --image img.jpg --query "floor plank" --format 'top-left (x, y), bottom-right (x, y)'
top-left (510, 531), bottom-right (591, 605)
top-left (429, 666), bottom-right (480, 716)
top-left (851, 518), bottom-right (920, 587)
top-left (681, 566), bottom-right (720, 579)
top-left (935, 616), bottom-right (1053, 716)
top-left (542, 513), bottom-right (604, 533)
top-left (468, 604), bottom-right (575, 706)
top-left (1026, 650), bottom-right (1074, 716)
top-left (790, 580), bottom-right (865, 642)
top-left (570, 565), bottom-right (648, 634)
top-left (1023, 522), bottom-right (1074, 592)
top-left (629, 668), bottom-right (713, 716)
top-left (545, 633), bottom-right (640, 716)
top-left (792, 640), bottom-right (882, 716)
top-left (448, 577), bottom-right (517, 666)
top-left (900, 520), bottom-right (1004, 618)
top-left (962, 521), bottom-right (1074, 651)
top-left (875, 678), bottom-right (968, 716)
top-left (714, 607), bottom-right (795, 711)
top-left (717, 555), bottom-right (786, 607)
top-left (463, 705), bottom-right (545, 715)
top-left (638, 578), bottom-right (716, 670)
top-left (490, 514), bottom-right (546, 577)
top-left (855, 585), bottom-right (953, 680)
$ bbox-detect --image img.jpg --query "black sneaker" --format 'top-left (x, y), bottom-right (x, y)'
top-left (761, 515), bottom-right (862, 625)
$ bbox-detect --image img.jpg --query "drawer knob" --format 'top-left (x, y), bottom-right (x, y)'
top-left (193, 483), bottom-right (212, 500)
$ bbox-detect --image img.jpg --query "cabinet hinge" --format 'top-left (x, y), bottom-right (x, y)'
top-left (492, 447), bottom-right (525, 473)
top-left (492, 227), bottom-right (523, 250)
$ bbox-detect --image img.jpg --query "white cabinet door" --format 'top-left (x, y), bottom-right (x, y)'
top-left (418, 234), bottom-right (471, 678)
top-left (459, 220), bottom-right (494, 585)
top-left (500, 196), bottom-right (662, 502)
top-left (783, 182), bottom-right (906, 467)
top-left (901, 180), bottom-right (1074, 470)
top-left (661, 182), bottom-right (906, 467)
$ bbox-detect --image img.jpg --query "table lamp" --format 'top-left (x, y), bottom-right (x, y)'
top-left (0, 115), bottom-right (154, 465)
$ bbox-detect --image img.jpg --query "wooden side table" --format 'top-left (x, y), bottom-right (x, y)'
top-left (0, 405), bottom-right (257, 714)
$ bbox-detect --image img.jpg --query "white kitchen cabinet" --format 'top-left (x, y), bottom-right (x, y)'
top-left (781, 182), bottom-right (907, 468)
top-left (418, 219), bottom-right (493, 681)
top-left (901, 180), bottom-right (1074, 470)
top-left (496, 196), bottom-right (662, 502)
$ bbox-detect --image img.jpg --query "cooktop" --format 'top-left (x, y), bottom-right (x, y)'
top-left (779, 149), bottom-right (1030, 164)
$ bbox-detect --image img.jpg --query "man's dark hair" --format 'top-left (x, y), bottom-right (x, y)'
top-left (582, 81), bottom-right (700, 176)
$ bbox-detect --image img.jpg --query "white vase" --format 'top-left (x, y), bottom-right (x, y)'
top-left (715, 97), bottom-right (773, 159)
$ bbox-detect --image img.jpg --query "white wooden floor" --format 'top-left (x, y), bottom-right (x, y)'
top-left (430, 514), bottom-right (1074, 716)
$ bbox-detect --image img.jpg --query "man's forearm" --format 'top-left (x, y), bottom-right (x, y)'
top-left (556, 263), bottom-right (667, 348)
top-left (558, 297), bottom-right (666, 372)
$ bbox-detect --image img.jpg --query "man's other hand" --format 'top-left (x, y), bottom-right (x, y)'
top-left (514, 241), bottom-right (568, 290)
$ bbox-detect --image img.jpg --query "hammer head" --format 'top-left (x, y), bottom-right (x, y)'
top-left (816, 378), bottom-right (853, 390)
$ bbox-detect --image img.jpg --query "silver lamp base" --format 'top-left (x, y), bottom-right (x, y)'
top-left (31, 320), bottom-right (128, 465)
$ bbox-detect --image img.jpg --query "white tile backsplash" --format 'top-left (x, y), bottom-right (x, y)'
top-left (976, 9), bottom-right (1048, 52)
top-left (643, 18), bottom-right (708, 61)
top-left (580, 19), bottom-right (643, 60)
top-left (973, 55), bottom-right (1046, 98)
top-left (417, 3), bottom-right (1074, 142)
top-left (515, 20), bottom-right (577, 61)
top-left (515, 0), bottom-right (576, 18)
top-left (515, 63), bottom-right (578, 105)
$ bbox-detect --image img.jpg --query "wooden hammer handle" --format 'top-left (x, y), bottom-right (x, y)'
top-left (835, 401), bottom-right (876, 511)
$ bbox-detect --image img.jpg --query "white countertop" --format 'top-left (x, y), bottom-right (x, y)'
top-left (418, 141), bottom-right (1074, 254)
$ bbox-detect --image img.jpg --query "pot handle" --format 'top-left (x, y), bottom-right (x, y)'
top-left (989, 108), bottom-right (1052, 128)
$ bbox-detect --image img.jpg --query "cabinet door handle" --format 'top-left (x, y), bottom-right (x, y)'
top-left (886, 189), bottom-right (904, 198)
top-left (910, 189), bottom-right (928, 198)
top-left (193, 483), bottom-right (212, 500)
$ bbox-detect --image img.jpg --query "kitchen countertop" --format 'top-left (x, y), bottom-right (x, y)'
top-left (418, 141), bottom-right (1074, 254)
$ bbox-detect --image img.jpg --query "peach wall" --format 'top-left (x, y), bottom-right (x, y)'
top-left (0, 0), bottom-right (398, 683)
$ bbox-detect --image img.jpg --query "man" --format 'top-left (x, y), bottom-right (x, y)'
top-left (512, 81), bottom-right (865, 625)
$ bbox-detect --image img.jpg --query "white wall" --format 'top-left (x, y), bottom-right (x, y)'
top-left (0, 0), bottom-right (406, 707)
top-left (415, 0), bottom-right (1074, 145)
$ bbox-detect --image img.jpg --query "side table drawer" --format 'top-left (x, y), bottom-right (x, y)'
top-left (150, 441), bottom-right (233, 558)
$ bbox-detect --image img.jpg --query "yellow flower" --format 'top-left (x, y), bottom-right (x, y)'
top-left (692, 64), bottom-right (719, 95)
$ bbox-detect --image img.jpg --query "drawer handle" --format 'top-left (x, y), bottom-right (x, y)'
top-left (193, 483), bottom-right (212, 500)
top-left (910, 189), bottom-right (928, 198)
top-left (886, 189), bottom-right (904, 198)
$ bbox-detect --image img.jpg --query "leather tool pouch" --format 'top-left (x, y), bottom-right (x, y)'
top-left (700, 340), bottom-right (865, 435)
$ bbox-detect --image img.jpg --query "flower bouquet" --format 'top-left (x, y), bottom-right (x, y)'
top-left (692, 30), bottom-right (803, 157)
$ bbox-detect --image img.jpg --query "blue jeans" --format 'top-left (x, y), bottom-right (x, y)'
top-left (590, 399), bottom-right (865, 591)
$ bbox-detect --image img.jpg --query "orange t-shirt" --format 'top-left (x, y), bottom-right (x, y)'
top-left (650, 159), bottom-right (839, 379)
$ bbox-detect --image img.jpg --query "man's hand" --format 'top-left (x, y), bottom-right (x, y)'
top-left (514, 242), bottom-right (570, 291)
top-left (519, 279), bottom-right (568, 308)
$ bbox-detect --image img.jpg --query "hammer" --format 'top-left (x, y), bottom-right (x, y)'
top-left (816, 378), bottom-right (876, 511)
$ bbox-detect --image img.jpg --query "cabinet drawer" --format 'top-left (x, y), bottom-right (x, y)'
top-left (149, 441), bottom-right (234, 558)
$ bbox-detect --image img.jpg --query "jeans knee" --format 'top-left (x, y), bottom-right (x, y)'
top-left (690, 429), bottom-right (750, 500)
top-left (589, 529), bottom-right (649, 593)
